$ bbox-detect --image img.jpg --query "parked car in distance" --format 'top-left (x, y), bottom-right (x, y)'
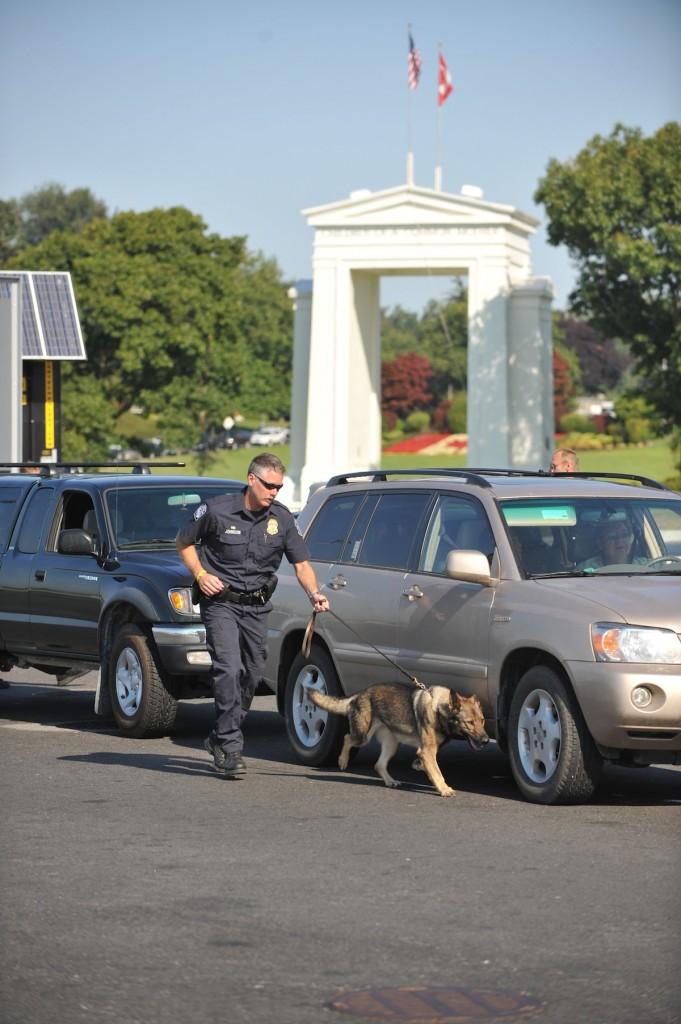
top-left (250, 425), bottom-right (289, 446)
top-left (262, 468), bottom-right (681, 805)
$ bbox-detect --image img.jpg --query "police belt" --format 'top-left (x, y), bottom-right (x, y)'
top-left (211, 576), bottom-right (278, 606)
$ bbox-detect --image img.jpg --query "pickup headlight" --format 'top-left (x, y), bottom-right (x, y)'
top-left (168, 588), bottom-right (196, 616)
top-left (592, 622), bottom-right (681, 664)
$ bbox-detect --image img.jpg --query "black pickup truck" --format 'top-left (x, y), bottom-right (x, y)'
top-left (0, 465), bottom-right (242, 737)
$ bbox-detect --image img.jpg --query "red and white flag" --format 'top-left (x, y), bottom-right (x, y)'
top-left (438, 53), bottom-right (453, 106)
top-left (408, 32), bottom-right (422, 90)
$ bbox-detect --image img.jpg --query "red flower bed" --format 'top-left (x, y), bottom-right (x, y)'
top-left (384, 434), bottom-right (449, 453)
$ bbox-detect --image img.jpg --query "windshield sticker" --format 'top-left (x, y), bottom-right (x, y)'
top-left (503, 505), bottom-right (577, 527)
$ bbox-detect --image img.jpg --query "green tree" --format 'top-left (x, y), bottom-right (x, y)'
top-left (10, 207), bottom-right (293, 450)
top-left (1, 183), bottom-right (108, 262)
top-left (381, 281), bottom-right (468, 407)
top-left (59, 364), bottom-right (118, 461)
top-left (0, 199), bottom-right (21, 264)
top-left (535, 122), bottom-right (681, 428)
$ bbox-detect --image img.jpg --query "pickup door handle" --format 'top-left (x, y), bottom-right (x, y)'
top-left (328, 574), bottom-right (347, 590)
top-left (402, 584), bottom-right (423, 601)
top-left (34, 569), bottom-right (45, 581)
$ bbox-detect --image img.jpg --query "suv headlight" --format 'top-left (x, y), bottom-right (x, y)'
top-left (168, 588), bottom-right (196, 616)
top-left (591, 623), bottom-right (681, 664)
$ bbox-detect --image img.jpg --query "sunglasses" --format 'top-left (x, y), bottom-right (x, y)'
top-left (252, 474), bottom-right (283, 492)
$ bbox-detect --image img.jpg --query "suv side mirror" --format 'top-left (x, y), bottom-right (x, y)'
top-left (58, 528), bottom-right (96, 556)
top-left (446, 549), bottom-right (496, 587)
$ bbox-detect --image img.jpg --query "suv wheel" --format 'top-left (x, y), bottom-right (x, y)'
top-left (109, 625), bottom-right (177, 738)
top-left (285, 646), bottom-right (346, 766)
top-left (508, 666), bottom-right (602, 805)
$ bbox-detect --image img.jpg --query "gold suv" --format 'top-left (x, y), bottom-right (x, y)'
top-left (262, 469), bottom-right (681, 804)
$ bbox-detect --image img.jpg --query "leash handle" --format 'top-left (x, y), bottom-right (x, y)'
top-left (302, 611), bottom-right (317, 659)
top-left (301, 608), bottom-right (425, 690)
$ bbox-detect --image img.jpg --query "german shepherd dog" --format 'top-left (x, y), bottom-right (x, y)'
top-left (307, 683), bottom-right (489, 797)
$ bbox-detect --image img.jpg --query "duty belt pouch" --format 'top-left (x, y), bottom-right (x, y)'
top-left (191, 579), bottom-right (201, 605)
top-left (263, 576), bottom-right (278, 601)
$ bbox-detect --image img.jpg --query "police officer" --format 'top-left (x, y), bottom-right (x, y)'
top-left (176, 453), bottom-right (329, 778)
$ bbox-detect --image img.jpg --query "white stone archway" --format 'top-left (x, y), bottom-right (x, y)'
top-left (288, 185), bottom-right (553, 504)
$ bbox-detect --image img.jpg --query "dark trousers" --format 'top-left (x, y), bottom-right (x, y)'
top-left (201, 598), bottom-right (269, 754)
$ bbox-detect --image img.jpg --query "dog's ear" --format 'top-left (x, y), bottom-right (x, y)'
top-left (450, 691), bottom-right (463, 708)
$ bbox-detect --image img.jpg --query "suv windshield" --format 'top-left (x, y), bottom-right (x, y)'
top-left (499, 496), bottom-right (681, 576)
top-left (105, 484), bottom-right (241, 550)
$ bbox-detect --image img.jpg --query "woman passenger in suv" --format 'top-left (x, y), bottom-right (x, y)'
top-left (579, 517), bottom-right (648, 570)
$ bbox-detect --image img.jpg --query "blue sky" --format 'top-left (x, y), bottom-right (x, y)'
top-left (2, 0), bottom-right (680, 311)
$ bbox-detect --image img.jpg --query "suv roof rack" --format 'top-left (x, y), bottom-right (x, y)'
top-left (326, 468), bottom-right (493, 488)
top-left (0, 462), bottom-right (186, 477)
top-left (325, 467), bottom-right (669, 491)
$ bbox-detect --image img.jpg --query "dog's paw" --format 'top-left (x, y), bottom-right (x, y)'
top-left (385, 779), bottom-right (402, 789)
top-left (411, 757), bottom-right (424, 772)
top-left (440, 786), bottom-right (457, 798)
top-left (338, 758), bottom-right (348, 771)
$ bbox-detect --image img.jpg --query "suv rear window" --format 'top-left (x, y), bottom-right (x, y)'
top-left (306, 493), bottom-right (365, 562)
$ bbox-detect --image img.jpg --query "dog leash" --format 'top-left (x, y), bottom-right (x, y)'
top-left (302, 609), bottom-right (426, 691)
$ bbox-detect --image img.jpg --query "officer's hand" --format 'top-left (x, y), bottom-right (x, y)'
top-left (310, 590), bottom-right (329, 613)
top-left (199, 572), bottom-right (224, 597)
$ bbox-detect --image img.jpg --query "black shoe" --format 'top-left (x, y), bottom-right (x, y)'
top-left (223, 753), bottom-right (246, 778)
top-left (204, 733), bottom-right (227, 773)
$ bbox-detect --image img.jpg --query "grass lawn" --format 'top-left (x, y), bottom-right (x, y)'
top-left (159, 438), bottom-right (678, 489)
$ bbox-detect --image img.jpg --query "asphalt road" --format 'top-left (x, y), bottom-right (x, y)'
top-left (1, 671), bottom-right (680, 1024)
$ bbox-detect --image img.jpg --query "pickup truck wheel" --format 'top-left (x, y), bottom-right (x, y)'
top-left (508, 666), bottom-right (602, 805)
top-left (285, 646), bottom-right (347, 767)
top-left (109, 625), bottom-right (177, 738)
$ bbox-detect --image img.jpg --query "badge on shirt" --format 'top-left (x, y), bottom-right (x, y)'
top-left (193, 503), bottom-right (207, 521)
top-left (266, 517), bottom-right (279, 536)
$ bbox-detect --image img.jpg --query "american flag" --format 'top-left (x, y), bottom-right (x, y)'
top-left (407, 32), bottom-right (422, 90)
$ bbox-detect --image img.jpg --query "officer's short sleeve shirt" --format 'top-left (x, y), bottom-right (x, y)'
top-left (176, 490), bottom-right (309, 591)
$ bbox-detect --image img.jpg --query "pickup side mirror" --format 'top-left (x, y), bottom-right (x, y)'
top-left (446, 549), bottom-right (496, 587)
top-left (58, 528), bottom-right (96, 556)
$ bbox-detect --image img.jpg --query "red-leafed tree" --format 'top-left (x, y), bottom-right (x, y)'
top-left (553, 348), bottom-right (575, 425)
top-left (381, 353), bottom-right (433, 418)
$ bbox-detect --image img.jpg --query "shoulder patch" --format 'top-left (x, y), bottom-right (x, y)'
top-left (193, 503), bottom-right (208, 521)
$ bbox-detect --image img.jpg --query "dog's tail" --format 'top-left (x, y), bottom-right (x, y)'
top-left (305, 688), bottom-right (352, 716)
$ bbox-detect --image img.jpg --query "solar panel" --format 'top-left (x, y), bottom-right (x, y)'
top-left (0, 270), bottom-right (86, 360)
top-left (31, 273), bottom-right (86, 358)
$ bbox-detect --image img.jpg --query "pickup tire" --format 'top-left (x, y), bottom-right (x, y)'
top-left (109, 624), bottom-right (177, 738)
top-left (284, 646), bottom-right (347, 767)
top-left (508, 665), bottom-right (602, 805)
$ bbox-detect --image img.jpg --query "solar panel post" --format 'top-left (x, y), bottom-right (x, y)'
top-left (0, 276), bottom-right (23, 463)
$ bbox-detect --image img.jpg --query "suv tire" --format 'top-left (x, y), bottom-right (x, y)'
top-left (285, 646), bottom-right (347, 766)
top-left (508, 665), bottom-right (602, 805)
top-left (109, 624), bottom-right (177, 738)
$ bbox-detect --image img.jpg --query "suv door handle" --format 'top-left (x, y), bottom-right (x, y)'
top-left (328, 574), bottom-right (347, 590)
top-left (402, 584), bottom-right (423, 601)
top-left (34, 569), bottom-right (46, 581)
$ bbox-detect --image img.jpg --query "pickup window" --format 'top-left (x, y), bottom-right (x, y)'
top-left (104, 483), bottom-right (239, 549)
top-left (16, 488), bottom-right (54, 554)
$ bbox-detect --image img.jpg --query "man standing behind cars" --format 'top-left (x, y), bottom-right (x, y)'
top-left (176, 453), bottom-right (329, 778)
top-left (550, 448), bottom-right (580, 473)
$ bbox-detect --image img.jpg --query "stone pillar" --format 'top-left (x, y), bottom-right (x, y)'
top-left (466, 260), bottom-right (511, 466)
top-left (507, 278), bottom-right (554, 469)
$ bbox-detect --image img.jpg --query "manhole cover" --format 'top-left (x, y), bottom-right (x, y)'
top-left (328, 986), bottom-right (543, 1023)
